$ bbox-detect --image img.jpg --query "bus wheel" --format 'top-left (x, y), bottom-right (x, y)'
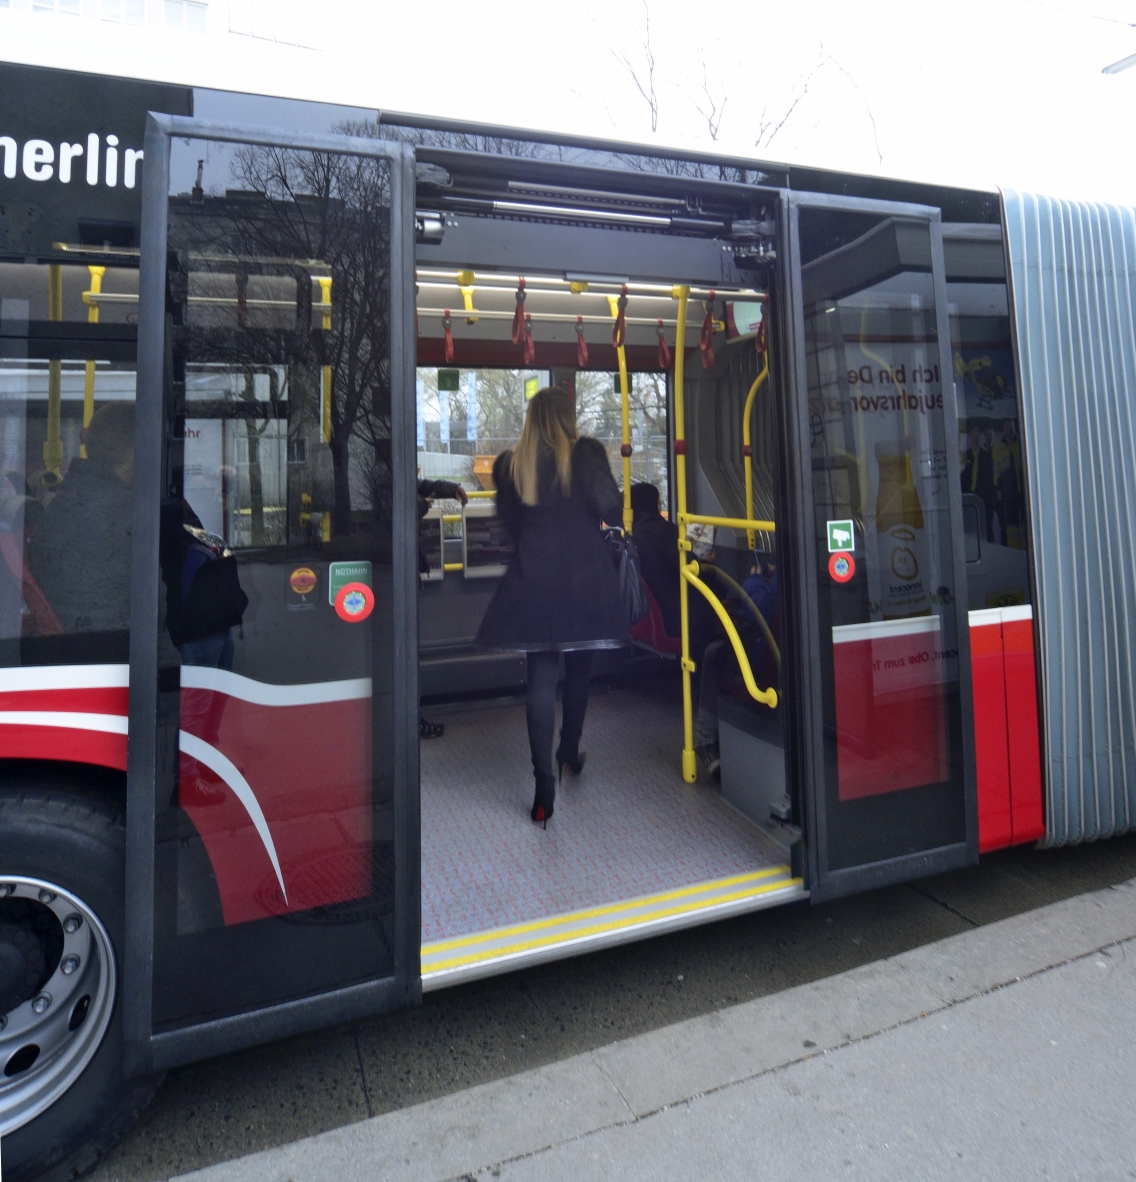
top-left (0, 784), bottom-right (162, 1182)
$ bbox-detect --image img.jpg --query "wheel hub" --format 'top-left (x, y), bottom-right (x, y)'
top-left (0, 878), bottom-right (116, 1136)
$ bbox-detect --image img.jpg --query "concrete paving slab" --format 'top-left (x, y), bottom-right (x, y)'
top-left (174, 1054), bottom-right (630, 1182)
top-left (496, 940), bottom-right (1136, 1182)
top-left (893, 877), bottom-right (1136, 1003)
top-left (592, 956), bottom-right (943, 1115)
top-left (170, 877), bottom-right (1136, 1182)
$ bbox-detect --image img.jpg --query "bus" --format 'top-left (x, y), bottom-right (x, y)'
top-left (0, 57), bottom-right (1132, 1182)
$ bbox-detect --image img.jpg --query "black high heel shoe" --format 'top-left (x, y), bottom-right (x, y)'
top-left (555, 741), bottom-right (586, 782)
top-left (531, 771), bottom-right (556, 828)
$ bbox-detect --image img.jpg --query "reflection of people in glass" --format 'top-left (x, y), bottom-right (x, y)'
top-left (28, 402), bottom-right (134, 635)
top-left (993, 419), bottom-right (1025, 550)
top-left (161, 499), bottom-right (249, 807)
top-left (159, 499), bottom-right (248, 672)
top-left (417, 477), bottom-right (468, 739)
top-left (960, 425), bottom-right (996, 542)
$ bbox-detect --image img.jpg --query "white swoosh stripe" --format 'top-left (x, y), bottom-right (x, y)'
top-left (179, 730), bottom-right (288, 905)
top-left (179, 666), bottom-right (371, 706)
top-left (0, 664), bottom-right (130, 692)
top-left (0, 711), bottom-right (129, 734)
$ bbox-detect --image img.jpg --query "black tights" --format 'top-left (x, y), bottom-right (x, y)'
top-left (526, 650), bottom-right (594, 779)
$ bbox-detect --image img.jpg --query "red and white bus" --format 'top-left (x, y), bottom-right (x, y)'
top-left (0, 58), bottom-right (1131, 1182)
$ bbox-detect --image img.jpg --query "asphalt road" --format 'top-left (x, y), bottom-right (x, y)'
top-left (89, 830), bottom-right (1136, 1182)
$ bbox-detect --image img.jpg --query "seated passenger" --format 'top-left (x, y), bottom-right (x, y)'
top-left (695, 550), bottom-right (779, 778)
top-left (630, 481), bottom-right (680, 636)
top-left (629, 481), bottom-right (719, 655)
top-left (28, 402), bottom-right (135, 636)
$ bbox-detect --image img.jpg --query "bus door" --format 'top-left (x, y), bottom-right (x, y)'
top-left (126, 116), bottom-right (419, 1072)
top-left (785, 194), bottom-right (977, 902)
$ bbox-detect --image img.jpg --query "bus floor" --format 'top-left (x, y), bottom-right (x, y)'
top-left (419, 678), bottom-right (803, 989)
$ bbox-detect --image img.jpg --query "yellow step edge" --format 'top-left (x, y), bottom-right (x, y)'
top-left (423, 866), bottom-right (790, 956)
top-left (423, 875), bottom-right (802, 975)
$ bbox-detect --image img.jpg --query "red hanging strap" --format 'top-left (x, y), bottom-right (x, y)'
top-left (700, 289), bottom-right (716, 370)
top-left (511, 277), bottom-right (526, 346)
top-left (576, 315), bottom-right (589, 368)
top-left (524, 313), bottom-right (535, 365)
top-left (611, 284), bottom-right (628, 349)
top-left (442, 309), bottom-right (454, 364)
top-left (656, 319), bottom-right (671, 370)
top-left (756, 314), bottom-right (767, 354)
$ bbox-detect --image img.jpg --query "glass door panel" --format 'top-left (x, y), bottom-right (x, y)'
top-left (794, 204), bottom-right (975, 895)
top-left (131, 122), bottom-right (415, 1047)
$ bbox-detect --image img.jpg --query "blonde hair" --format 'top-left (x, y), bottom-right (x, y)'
top-left (510, 387), bottom-right (578, 506)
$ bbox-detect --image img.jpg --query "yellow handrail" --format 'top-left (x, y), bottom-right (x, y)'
top-left (80, 265), bottom-right (105, 459)
top-left (443, 562), bottom-right (463, 572)
top-left (468, 489), bottom-right (496, 498)
top-left (678, 512), bottom-right (776, 534)
top-left (742, 354), bottom-right (770, 550)
top-left (697, 562), bottom-right (780, 668)
top-left (683, 562), bottom-right (778, 708)
top-left (672, 285), bottom-right (697, 782)
top-left (607, 293), bottom-right (633, 533)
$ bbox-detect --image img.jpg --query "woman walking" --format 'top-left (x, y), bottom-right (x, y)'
top-left (476, 388), bottom-right (627, 825)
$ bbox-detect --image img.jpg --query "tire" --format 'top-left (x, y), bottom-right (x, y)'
top-left (0, 780), bottom-right (163, 1182)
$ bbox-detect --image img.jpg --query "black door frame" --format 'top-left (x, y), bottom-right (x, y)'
top-left (125, 114), bottom-right (419, 1075)
top-left (782, 190), bottom-right (978, 903)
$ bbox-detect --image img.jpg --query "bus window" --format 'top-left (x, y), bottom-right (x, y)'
top-left (945, 231), bottom-right (1030, 611)
top-left (0, 256), bottom-right (139, 664)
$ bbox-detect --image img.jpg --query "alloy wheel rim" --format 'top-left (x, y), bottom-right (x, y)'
top-left (0, 876), bottom-right (116, 1136)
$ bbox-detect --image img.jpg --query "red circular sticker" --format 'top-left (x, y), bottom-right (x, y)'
top-left (334, 581), bottom-right (374, 623)
top-left (828, 551), bottom-right (855, 583)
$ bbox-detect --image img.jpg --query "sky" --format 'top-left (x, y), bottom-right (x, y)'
top-left (4, 0), bottom-right (1135, 202)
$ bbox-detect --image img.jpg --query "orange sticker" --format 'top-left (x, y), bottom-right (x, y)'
top-left (289, 566), bottom-right (318, 596)
top-left (334, 581), bottom-right (374, 623)
top-left (828, 551), bottom-right (855, 583)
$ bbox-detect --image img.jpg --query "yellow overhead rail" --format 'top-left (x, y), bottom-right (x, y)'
top-left (671, 287), bottom-right (778, 783)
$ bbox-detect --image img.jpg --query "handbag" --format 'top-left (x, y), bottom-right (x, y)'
top-left (604, 527), bottom-right (650, 626)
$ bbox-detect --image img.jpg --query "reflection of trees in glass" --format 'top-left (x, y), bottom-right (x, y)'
top-left (183, 129), bottom-right (393, 536)
top-left (576, 370), bottom-right (669, 501)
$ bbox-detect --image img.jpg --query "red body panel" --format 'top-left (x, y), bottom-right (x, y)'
top-left (1002, 613), bottom-right (1046, 844)
top-left (969, 616), bottom-right (1013, 852)
top-left (968, 607), bottom-right (1045, 851)
top-left (178, 683), bottom-right (372, 926)
top-left (832, 618), bottom-right (948, 801)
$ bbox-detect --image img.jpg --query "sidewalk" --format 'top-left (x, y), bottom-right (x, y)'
top-left (175, 877), bottom-right (1136, 1182)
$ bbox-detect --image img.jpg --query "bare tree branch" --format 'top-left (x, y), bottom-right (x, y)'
top-left (826, 52), bottom-right (883, 164)
top-left (755, 57), bottom-right (819, 150)
top-left (691, 59), bottom-right (727, 142)
top-left (613, 0), bottom-right (659, 133)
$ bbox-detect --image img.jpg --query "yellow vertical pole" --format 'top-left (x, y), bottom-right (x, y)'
top-left (607, 294), bottom-right (633, 533)
top-left (318, 276), bottom-right (333, 542)
top-left (742, 353), bottom-right (769, 550)
top-left (80, 265), bottom-right (105, 459)
top-left (673, 284), bottom-right (697, 782)
top-left (45, 264), bottom-right (64, 483)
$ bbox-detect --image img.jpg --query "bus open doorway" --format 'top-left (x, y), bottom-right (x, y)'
top-left (413, 263), bottom-right (802, 988)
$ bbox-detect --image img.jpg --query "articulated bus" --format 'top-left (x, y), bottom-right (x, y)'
top-left (0, 58), bottom-right (1133, 1182)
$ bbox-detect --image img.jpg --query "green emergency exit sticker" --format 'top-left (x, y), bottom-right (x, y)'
top-left (827, 519), bottom-right (854, 552)
top-left (329, 561), bottom-right (372, 605)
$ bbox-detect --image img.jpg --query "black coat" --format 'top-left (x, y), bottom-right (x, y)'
top-left (28, 459), bottom-right (132, 634)
top-left (475, 437), bottom-right (628, 651)
top-left (632, 510), bottom-right (681, 636)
